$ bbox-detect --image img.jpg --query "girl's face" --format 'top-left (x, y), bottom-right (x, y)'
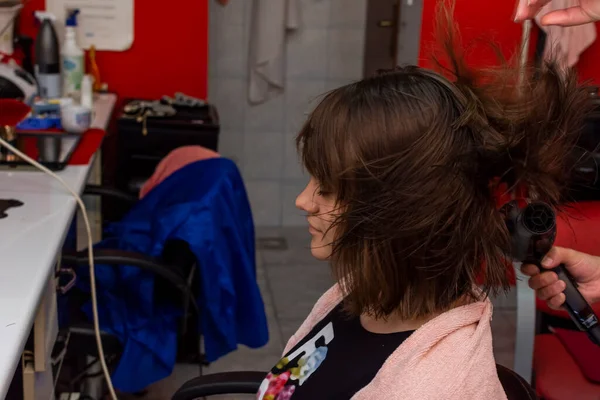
top-left (295, 177), bottom-right (338, 261)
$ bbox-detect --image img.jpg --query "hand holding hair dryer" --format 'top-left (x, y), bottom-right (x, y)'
top-left (502, 201), bottom-right (600, 345)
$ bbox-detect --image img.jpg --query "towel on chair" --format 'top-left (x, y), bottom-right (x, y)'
top-left (139, 145), bottom-right (220, 199)
top-left (284, 285), bottom-right (508, 399)
top-left (74, 158), bottom-right (268, 393)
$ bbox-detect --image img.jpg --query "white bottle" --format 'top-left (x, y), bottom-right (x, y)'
top-left (81, 74), bottom-right (94, 109)
top-left (62, 9), bottom-right (84, 98)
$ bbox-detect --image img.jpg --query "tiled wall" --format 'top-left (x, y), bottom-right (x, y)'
top-left (208, 0), bottom-right (367, 226)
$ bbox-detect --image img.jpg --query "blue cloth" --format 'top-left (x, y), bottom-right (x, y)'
top-left (73, 158), bottom-right (269, 393)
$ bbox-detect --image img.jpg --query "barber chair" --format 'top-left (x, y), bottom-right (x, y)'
top-left (55, 184), bottom-right (203, 397)
top-left (169, 364), bottom-right (537, 400)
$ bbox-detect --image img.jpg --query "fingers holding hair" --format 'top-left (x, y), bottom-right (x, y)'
top-left (514, 0), bottom-right (599, 26)
top-left (514, 0), bottom-right (552, 22)
top-left (541, 6), bottom-right (598, 26)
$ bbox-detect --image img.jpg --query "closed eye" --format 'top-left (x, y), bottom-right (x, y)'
top-left (316, 189), bottom-right (333, 197)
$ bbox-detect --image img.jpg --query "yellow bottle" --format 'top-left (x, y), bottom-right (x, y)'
top-left (88, 45), bottom-right (102, 92)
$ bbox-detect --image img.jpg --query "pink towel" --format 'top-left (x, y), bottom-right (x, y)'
top-left (533, 0), bottom-right (597, 67)
top-left (284, 285), bottom-right (507, 399)
top-left (139, 145), bottom-right (220, 199)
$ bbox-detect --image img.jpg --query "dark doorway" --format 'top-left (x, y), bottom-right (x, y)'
top-left (363, 0), bottom-right (400, 78)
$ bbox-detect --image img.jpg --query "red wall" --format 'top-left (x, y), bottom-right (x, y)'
top-left (19, 0), bottom-right (208, 100)
top-left (579, 25), bottom-right (600, 83)
top-left (418, 0), bottom-right (600, 84)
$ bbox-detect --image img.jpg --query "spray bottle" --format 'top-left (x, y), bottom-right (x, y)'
top-left (62, 9), bottom-right (84, 97)
top-left (34, 11), bottom-right (61, 99)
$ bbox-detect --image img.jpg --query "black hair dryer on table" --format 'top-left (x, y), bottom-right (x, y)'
top-left (502, 200), bottom-right (600, 345)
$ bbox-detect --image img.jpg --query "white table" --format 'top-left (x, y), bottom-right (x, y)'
top-left (0, 93), bottom-right (117, 399)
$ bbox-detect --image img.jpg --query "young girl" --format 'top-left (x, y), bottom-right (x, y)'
top-left (257, 4), bottom-right (590, 399)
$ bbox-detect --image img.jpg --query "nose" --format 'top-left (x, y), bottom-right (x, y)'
top-left (296, 183), bottom-right (318, 214)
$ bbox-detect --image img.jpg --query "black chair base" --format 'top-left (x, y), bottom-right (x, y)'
top-left (170, 365), bottom-right (537, 400)
top-left (172, 371), bottom-right (265, 399)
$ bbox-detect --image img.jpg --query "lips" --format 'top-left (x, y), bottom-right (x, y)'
top-left (308, 222), bottom-right (321, 233)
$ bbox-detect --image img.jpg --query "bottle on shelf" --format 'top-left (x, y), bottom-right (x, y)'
top-left (61, 9), bottom-right (84, 98)
top-left (34, 11), bottom-right (61, 99)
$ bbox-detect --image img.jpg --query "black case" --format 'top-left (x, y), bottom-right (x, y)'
top-left (103, 99), bottom-right (220, 223)
top-left (569, 99), bottom-right (600, 201)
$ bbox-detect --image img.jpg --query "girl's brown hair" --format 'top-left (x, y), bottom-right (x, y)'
top-left (296, 2), bottom-right (592, 319)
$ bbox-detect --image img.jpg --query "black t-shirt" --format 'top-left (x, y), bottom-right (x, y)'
top-left (257, 303), bottom-right (414, 400)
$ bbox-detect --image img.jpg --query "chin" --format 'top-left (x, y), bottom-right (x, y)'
top-left (310, 249), bottom-right (330, 261)
top-left (310, 238), bottom-right (332, 261)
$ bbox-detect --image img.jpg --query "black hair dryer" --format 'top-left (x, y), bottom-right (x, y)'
top-left (502, 201), bottom-right (600, 345)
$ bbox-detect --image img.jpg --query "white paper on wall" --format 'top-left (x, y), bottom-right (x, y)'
top-left (46, 0), bottom-right (134, 52)
top-left (0, 4), bottom-right (22, 55)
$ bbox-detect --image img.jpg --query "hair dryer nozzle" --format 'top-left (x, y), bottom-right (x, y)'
top-left (521, 202), bottom-right (555, 235)
top-left (502, 201), bottom-right (556, 263)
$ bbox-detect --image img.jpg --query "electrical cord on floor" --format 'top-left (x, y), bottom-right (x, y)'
top-left (0, 137), bottom-right (118, 400)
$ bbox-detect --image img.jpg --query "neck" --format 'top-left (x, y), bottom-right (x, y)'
top-left (360, 311), bottom-right (438, 334)
top-left (360, 295), bottom-right (472, 334)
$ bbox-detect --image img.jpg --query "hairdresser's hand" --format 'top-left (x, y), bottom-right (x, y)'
top-left (514, 0), bottom-right (600, 26)
top-left (521, 247), bottom-right (600, 308)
